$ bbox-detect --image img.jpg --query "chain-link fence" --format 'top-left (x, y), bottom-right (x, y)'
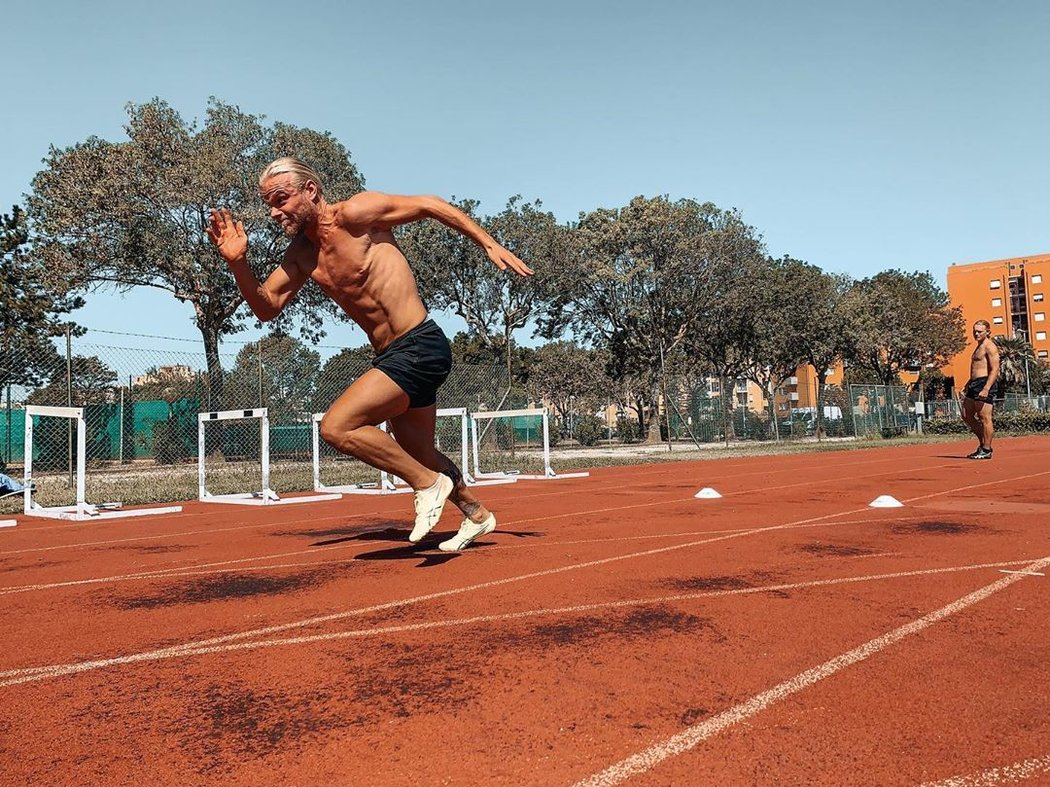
top-left (0, 331), bottom-right (510, 510)
top-left (848, 384), bottom-right (916, 437)
top-left (10, 329), bottom-right (982, 512)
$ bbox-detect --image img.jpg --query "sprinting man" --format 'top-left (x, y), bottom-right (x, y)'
top-left (960, 319), bottom-right (1000, 460)
top-left (207, 157), bottom-right (533, 550)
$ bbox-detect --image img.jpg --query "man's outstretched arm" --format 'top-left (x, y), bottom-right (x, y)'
top-left (207, 208), bottom-right (309, 321)
top-left (338, 192), bottom-right (534, 276)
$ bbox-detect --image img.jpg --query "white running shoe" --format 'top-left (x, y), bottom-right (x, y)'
top-left (409, 474), bottom-right (454, 543)
top-left (438, 513), bottom-right (496, 552)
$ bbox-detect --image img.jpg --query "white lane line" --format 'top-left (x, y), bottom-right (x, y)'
top-left (572, 555), bottom-right (1050, 787)
top-left (0, 514), bottom-right (920, 597)
top-left (0, 451), bottom-right (958, 557)
top-left (998, 570), bottom-right (1044, 577)
top-left (918, 754), bottom-right (1050, 786)
top-left (4, 466), bottom-right (1044, 685)
top-left (0, 558), bottom-right (1038, 688)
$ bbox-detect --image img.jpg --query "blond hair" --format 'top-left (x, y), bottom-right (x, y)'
top-left (259, 157), bottom-right (324, 196)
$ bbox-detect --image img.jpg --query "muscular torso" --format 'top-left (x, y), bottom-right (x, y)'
top-left (970, 339), bottom-right (993, 379)
top-left (289, 211), bottom-right (428, 353)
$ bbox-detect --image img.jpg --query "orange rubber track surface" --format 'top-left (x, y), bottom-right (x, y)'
top-left (1, 436), bottom-right (1048, 786)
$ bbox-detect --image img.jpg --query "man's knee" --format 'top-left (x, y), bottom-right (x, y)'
top-left (319, 413), bottom-right (369, 449)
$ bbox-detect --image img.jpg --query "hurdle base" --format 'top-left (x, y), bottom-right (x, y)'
top-left (201, 489), bottom-right (342, 506)
top-left (476, 469), bottom-right (589, 481)
top-left (25, 502), bottom-right (183, 522)
top-left (315, 481), bottom-right (411, 496)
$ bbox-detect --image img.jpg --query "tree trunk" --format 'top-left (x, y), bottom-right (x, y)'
top-left (645, 384), bottom-right (662, 444)
top-left (198, 322), bottom-right (225, 457)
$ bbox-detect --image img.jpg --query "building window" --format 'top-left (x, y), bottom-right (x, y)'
top-left (991, 298), bottom-right (1002, 307)
top-left (1037, 331), bottom-right (1047, 341)
top-left (1040, 351), bottom-right (1049, 359)
top-left (993, 316), bottom-right (1004, 324)
top-left (1033, 274), bottom-right (1044, 284)
top-left (990, 279), bottom-right (1002, 289)
top-left (1036, 313), bottom-right (1047, 322)
top-left (1035, 293), bottom-right (1045, 302)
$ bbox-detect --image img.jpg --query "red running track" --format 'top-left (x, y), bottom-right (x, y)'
top-left (0, 435), bottom-right (1048, 786)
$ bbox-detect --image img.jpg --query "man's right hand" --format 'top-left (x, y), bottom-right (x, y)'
top-left (207, 208), bottom-right (248, 263)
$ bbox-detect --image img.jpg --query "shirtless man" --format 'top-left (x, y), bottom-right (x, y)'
top-left (207, 157), bottom-right (532, 549)
top-left (960, 319), bottom-right (1000, 460)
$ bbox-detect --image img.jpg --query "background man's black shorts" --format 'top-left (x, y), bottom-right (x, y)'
top-left (371, 319), bottom-right (452, 408)
top-left (963, 376), bottom-right (998, 403)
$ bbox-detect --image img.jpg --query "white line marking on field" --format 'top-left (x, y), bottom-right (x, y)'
top-left (4, 462), bottom-right (1046, 690)
top-left (998, 570), bottom-right (1044, 577)
top-left (0, 558), bottom-right (1039, 688)
top-left (918, 753), bottom-right (1050, 786)
top-left (0, 515), bottom-right (920, 597)
top-left (0, 452), bottom-right (959, 558)
top-left (571, 555), bottom-right (1050, 787)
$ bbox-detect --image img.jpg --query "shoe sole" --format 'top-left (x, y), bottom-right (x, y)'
top-left (438, 515), bottom-right (496, 552)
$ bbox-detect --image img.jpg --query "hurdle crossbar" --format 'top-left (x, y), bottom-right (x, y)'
top-left (312, 407), bottom-right (515, 495)
top-left (24, 405), bottom-right (183, 521)
top-left (199, 408), bottom-right (340, 506)
top-left (470, 407), bottom-right (589, 481)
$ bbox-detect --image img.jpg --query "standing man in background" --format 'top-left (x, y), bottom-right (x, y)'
top-left (960, 319), bottom-right (1000, 460)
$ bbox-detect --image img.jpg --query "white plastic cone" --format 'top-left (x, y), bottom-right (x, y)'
top-left (869, 495), bottom-right (903, 508)
top-left (694, 487), bottom-right (722, 499)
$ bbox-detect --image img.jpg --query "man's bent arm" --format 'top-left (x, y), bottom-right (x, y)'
top-left (208, 208), bottom-right (309, 321)
top-left (339, 192), bottom-right (533, 276)
top-left (229, 256), bottom-right (308, 322)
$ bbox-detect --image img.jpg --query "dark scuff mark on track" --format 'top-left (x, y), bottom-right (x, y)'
top-left (891, 521), bottom-right (984, 535)
top-left (798, 542), bottom-right (877, 557)
top-left (109, 568), bottom-right (337, 609)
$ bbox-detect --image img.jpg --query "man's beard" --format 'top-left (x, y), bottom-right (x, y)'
top-left (280, 216), bottom-right (302, 236)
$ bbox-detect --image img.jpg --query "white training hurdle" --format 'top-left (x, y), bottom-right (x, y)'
top-left (23, 405), bottom-right (183, 521)
top-left (312, 406), bottom-right (516, 495)
top-left (470, 407), bottom-right (590, 481)
top-left (199, 408), bottom-right (341, 506)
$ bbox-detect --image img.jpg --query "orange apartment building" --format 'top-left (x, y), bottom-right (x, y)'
top-left (945, 253), bottom-right (1050, 387)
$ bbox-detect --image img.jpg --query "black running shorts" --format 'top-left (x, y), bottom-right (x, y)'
top-left (963, 376), bottom-right (998, 403)
top-left (371, 318), bottom-right (452, 408)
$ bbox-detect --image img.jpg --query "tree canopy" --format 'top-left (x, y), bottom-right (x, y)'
top-left (1, 205), bottom-right (83, 391)
top-left (26, 98), bottom-right (364, 406)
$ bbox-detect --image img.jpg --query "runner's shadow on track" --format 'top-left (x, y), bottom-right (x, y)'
top-left (353, 541), bottom-right (461, 567)
top-left (311, 525), bottom-right (409, 546)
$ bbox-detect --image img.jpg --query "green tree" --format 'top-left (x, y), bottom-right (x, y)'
top-left (0, 205), bottom-right (83, 391)
top-left (543, 196), bottom-right (765, 443)
top-left (397, 196), bottom-right (566, 383)
top-left (841, 270), bottom-right (966, 386)
top-left (26, 98), bottom-right (364, 409)
top-left (525, 341), bottom-right (611, 435)
top-left (993, 335), bottom-right (1037, 395)
top-left (225, 335), bottom-right (321, 422)
top-left (26, 355), bottom-right (118, 406)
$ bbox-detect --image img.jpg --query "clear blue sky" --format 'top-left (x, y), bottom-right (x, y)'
top-left (6, 0), bottom-right (1049, 354)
